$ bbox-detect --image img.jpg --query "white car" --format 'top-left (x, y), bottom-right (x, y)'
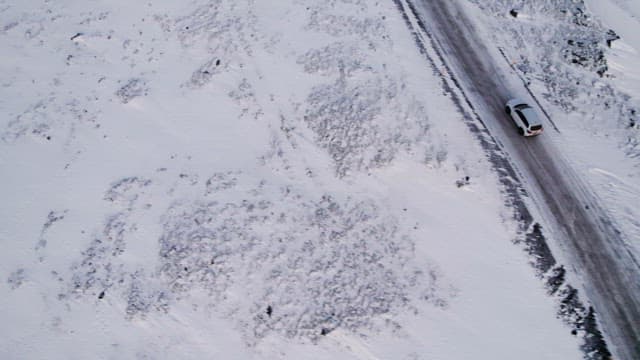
top-left (505, 99), bottom-right (543, 136)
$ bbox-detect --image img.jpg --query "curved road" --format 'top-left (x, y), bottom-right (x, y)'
top-left (406, 1), bottom-right (640, 359)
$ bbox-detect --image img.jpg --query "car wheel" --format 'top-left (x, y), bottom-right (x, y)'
top-left (518, 127), bottom-right (524, 136)
top-left (505, 106), bottom-right (511, 114)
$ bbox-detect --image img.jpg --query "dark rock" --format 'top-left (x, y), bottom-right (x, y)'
top-left (546, 265), bottom-right (565, 295)
top-left (509, 9), bottom-right (518, 18)
top-left (580, 307), bottom-right (612, 359)
top-left (605, 29), bottom-right (620, 48)
top-left (525, 223), bottom-right (556, 274)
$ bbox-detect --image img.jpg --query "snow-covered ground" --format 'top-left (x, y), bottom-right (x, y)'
top-left (0, 1), bottom-right (585, 359)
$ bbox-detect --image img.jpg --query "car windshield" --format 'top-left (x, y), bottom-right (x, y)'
top-left (514, 104), bottom-right (530, 110)
top-left (515, 110), bottom-right (530, 127)
top-left (531, 124), bottom-right (542, 131)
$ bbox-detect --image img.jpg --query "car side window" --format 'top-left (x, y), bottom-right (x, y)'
top-left (515, 110), bottom-right (530, 127)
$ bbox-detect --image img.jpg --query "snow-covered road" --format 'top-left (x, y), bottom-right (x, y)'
top-left (406, 0), bottom-right (640, 359)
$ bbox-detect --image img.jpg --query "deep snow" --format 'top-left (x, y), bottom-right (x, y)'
top-left (0, 0), bottom-right (599, 358)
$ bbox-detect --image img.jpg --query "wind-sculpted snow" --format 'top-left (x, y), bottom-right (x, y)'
top-left (7, 268), bottom-right (26, 290)
top-left (175, 0), bottom-right (259, 69)
top-left (298, 42), bottom-right (366, 77)
top-left (304, 76), bottom-right (429, 176)
top-left (115, 78), bottom-right (149, 104)
top-left (104, 177), bottom-right (152, 207)
top-left (72, 212), bottom-right (133, 291)
top-left (38, 0), bottom-right (445, 338)
top-left (70, 172), bottom-right (448, 341)
top-left (307, 11), bottom-right (387, 41)
top-left (2, 95), bottom-right (101, 143)
top-left (298, 4), bottom-right (431, 177)
top-left (228, 78), bottom-right (264, 120)
top-left (70, 176), bottom-right (166, 318)
top-left (161, 192), bottom-right (442, 340)
top-left (205, 171), bottom-right (239, 194)
top-left (176, 1), bottom-right (256, 48)
top-left (36, 210), bottom-right (68, 254)
top-left (0, 3), bottom-right (159, 146)
top-left (0, 0), bottom-right (584, 357)
top-left (186, 57), bottom-right (224, 89)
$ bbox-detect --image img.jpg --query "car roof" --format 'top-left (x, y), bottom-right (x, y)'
top-left (519, 108), bottom-right (542, 126)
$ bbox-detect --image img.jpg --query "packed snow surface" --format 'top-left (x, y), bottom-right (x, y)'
top-left (0, 0), bottom-right (590, 359)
